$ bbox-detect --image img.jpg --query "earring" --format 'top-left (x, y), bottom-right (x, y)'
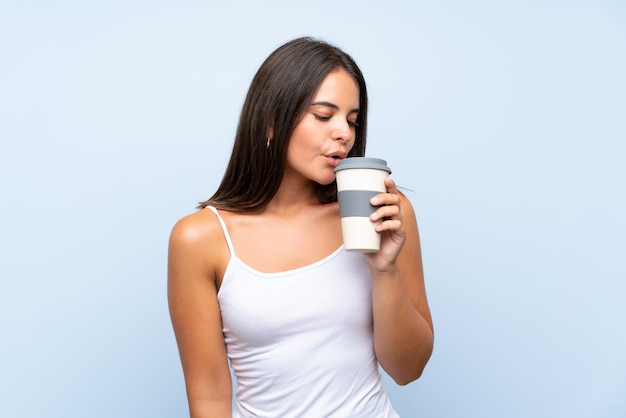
top-left (266, 137), bottom-right (272, 149)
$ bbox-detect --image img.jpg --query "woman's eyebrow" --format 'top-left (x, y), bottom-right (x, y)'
top-left (309, 101), bottom-right (360, 113)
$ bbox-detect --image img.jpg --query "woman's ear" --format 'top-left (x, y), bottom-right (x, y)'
top-left (266, 121), bottom-right (274, 139)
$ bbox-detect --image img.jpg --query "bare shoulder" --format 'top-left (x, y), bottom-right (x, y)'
top-left (397, 192), bottom-right (421, 263)
top-left (399, 192), bottom-right (419, 228)
top-left (168, 208), bottom-right (229, 285)
top-left (170, 209), bottom-right (221, 246)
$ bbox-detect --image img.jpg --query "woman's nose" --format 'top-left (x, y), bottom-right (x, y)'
top-left (331, 119), bottom-right (353, 142)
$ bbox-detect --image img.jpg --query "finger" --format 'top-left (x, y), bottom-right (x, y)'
top-left (370, 204), bottom-right (401, 222)
top-left (375, 219), bottom-right (402, 232)
top-left (384, 177), bottom-right (398, 194)
top-left (370, 191), bottom-right (400, 208)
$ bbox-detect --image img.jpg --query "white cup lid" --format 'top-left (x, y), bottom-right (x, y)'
top-left (333, 157), bottom-right (391, 173)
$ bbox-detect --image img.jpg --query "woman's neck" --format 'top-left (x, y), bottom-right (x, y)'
top-left (266, 177), bottom-right (320, 214)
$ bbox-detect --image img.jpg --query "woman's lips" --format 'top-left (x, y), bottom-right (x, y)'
top-left (325, 156), bottom-right (342, 167)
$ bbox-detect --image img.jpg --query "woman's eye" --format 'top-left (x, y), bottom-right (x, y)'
top-left (313, 113), bottom-right (358, 128)
top-left (313, 114), bottom-right (331, 121)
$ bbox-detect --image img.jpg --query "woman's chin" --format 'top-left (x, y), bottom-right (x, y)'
top-left (316, 175), bottom-right (336, 186)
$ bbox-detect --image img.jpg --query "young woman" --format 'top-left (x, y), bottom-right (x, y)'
top-left (168, 37), bottom-right (434, 418)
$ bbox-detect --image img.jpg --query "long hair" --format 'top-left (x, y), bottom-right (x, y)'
top-left (199, 37), bottom-right (368, 211)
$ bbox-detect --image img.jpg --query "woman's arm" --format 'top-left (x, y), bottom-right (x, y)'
top-left (366, 178), bottom-right (434, 385)
top-left (168, 213), bottom-right (233, 417)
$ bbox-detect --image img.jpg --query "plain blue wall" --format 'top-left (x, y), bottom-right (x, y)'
top-left (1, 1), bottom-right (625, 417)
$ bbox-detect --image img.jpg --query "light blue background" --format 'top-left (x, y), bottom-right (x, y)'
top-left (1, 1), bottom-right (625, 417)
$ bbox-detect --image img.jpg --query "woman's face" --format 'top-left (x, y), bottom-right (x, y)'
top-left (284, 68), bottom-right (360, 186)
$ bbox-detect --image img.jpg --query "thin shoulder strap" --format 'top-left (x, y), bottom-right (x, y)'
top-left (206, 206), bottom-right (236, 257)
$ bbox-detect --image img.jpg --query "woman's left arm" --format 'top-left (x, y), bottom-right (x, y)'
top-left (366, 177), bottom-right (434, 385)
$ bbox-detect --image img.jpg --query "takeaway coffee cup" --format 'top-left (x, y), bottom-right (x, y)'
top-left (334, 157), bottom-right (392, 253)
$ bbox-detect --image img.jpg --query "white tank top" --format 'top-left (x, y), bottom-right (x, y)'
top-left (208, 207), bottom-right (399, 418)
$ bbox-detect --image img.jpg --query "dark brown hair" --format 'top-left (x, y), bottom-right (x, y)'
top-left (199, 37), bottom-right (368, 211)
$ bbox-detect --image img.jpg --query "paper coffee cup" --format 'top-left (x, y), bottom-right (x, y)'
top-left (334, 157), bottom-right (392, 253)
